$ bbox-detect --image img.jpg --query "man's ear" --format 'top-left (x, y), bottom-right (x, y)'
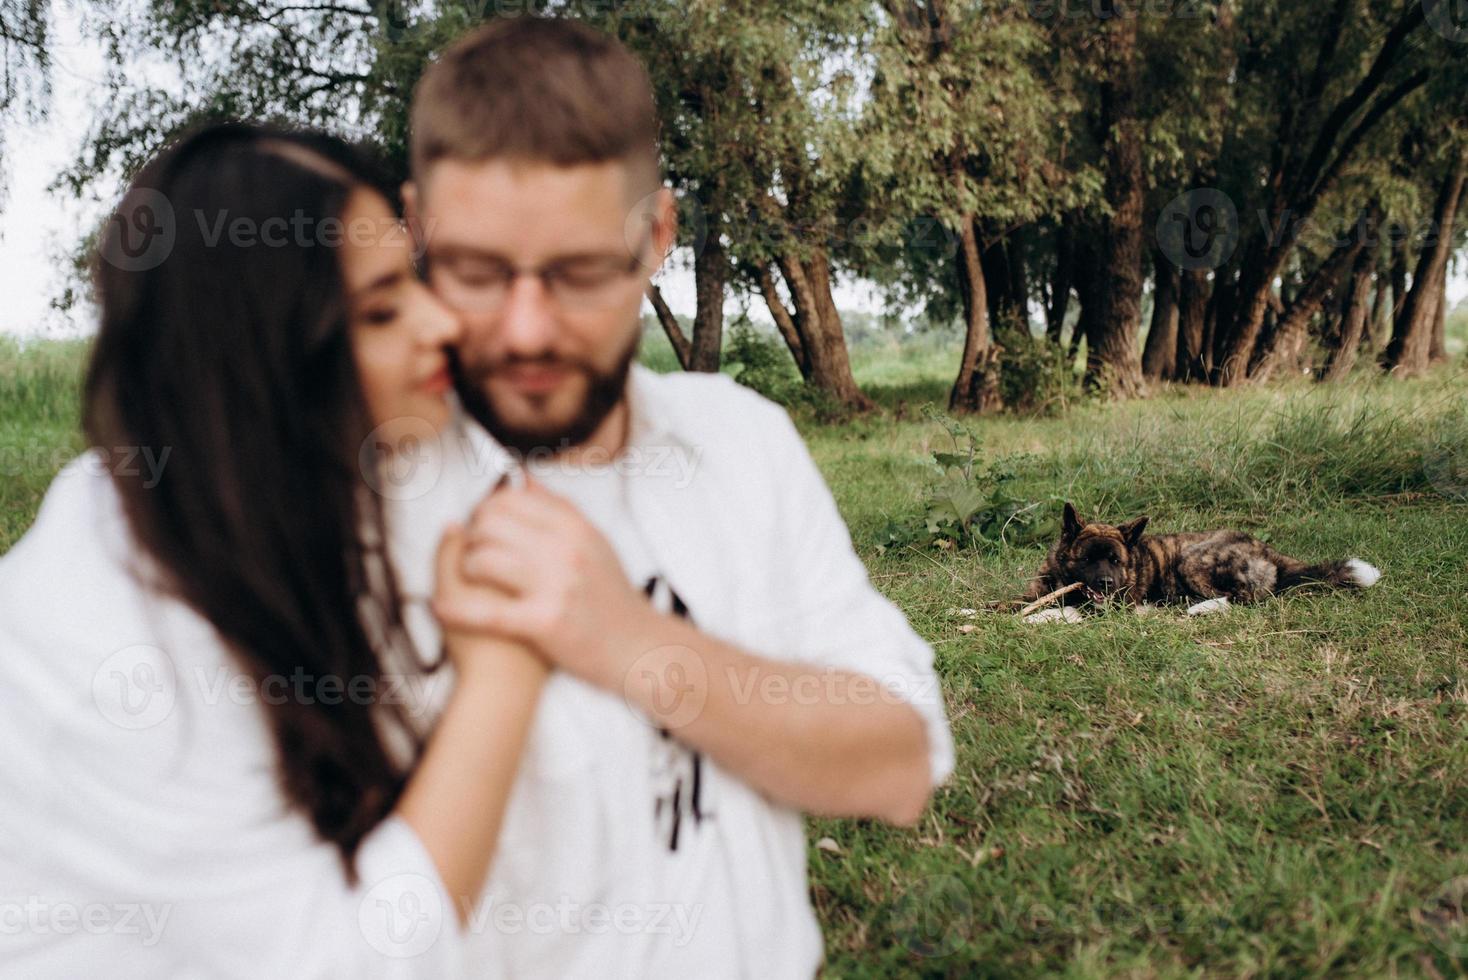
top-left (401, 180), bottom-right (425, 253)
top-left (1062, 502), bottom-right (1083, 541)
top-left (1117, 515), bottom-right (1150, 547)
top-left (646, 186), bottom-right (677, 274)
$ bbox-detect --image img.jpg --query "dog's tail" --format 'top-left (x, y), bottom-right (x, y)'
top-left (1275, 557), bottom-right (1381, 590)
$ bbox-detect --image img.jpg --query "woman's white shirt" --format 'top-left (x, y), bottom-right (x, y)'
top-left (0, 452), bottom-right (471, 979)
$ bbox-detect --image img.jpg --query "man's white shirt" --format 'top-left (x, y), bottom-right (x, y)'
top-left (383, 364), bottom-right (956, 979)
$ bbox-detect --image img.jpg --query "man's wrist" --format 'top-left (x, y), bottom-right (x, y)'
top-left (590, 603), bottom-right (687, 697)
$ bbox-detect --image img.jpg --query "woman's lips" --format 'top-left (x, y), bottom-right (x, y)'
top-left (419, 365), bottom-right (452, 394)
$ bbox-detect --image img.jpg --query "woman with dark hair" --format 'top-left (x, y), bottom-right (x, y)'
top-left (0, 122), bottom-right (544, 976)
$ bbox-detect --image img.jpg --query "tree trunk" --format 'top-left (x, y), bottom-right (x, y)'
top-left (688, 222), bottom-right (727, 372)
top-left (1321, 240), bottom-right (1377, 381)
top-left (1251, 233), bottom-right (1365, 382)
top-left (1429, 263), bottom-right (1449, 363)
top-left (1046, 220), bottom-right (1075, 344)
top-left (1366, 269), bottom-right (1389, 353)
top-left (755, 264), bottom-right (809, 377)
top-left (1142, 249), bottom-right (1180, 381)
top-left (1085, 9), bottom-right (1146, 397)
top-left (773, 248), bottom-right (872, 410)
top-left (1175, 269), bottom-right (1211, 381)
top-left (1386, 157), bottom-right (1466, 376)
top-left (647, 285), bottom-right (693, 370)
top-left (950, 215), bottom-right (1003, 413)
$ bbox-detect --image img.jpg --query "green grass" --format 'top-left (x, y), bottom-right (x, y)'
top-left (5, 337), bottom-right (1468, 977)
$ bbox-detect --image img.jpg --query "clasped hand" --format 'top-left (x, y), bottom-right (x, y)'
top-left (432, 471), bottom-right (660, 688)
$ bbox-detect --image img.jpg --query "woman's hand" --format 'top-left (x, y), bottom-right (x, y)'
top-left (389, 519), bottom-right (551, 926)
top-left (434, 520), bottom-right (551, 684)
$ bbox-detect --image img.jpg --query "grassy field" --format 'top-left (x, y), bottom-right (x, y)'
top-left (4, 334), bottom-right (1468, 977)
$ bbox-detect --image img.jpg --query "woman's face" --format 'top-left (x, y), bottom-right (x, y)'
top-left (341, 188), bottom-right (462, 447)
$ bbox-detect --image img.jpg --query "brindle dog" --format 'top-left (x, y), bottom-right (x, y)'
top-left (1021, 503), bottom-right (1380, 622)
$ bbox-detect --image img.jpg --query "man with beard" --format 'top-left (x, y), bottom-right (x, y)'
top-left (386, 17), bottom-right (955, 978)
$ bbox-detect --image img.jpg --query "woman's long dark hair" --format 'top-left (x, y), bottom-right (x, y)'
top-left (85, 121), bottom-right (432, 881)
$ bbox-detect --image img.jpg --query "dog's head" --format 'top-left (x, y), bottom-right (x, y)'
top-left (1049, 502), bottom-right (1149, 601)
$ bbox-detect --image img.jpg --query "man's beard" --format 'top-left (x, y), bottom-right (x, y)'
top-left (449, 338), bottom-right (638, 458)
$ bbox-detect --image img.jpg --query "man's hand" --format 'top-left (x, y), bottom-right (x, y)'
top-left (432, 473), bottom-right (660, 687)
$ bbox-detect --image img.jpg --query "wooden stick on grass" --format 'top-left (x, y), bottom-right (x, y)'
top-left (1016, 582), bottom-right (1085, 619)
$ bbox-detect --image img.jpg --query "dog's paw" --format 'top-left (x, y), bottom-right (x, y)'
top-left (1343, 559), bottom-right (1381, 588)
top-left (1186, 597), bottom-right (1231, 616)
top-left (1025, 606), bottom-right (1084, 624)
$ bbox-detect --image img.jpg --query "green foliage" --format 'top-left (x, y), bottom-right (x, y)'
top-left (875, 405), bottom-right (1054, 555)
top-left (997, 327), bottom-right (1087, 417)
top-left (723, 319), bottom-right (847, 423)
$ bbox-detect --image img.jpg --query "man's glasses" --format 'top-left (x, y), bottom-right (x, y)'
top-left (421, 225), bottom-right (655, 313)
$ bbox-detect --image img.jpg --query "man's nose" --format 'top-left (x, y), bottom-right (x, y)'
top-left (498, 272), bottom-right (559, 356)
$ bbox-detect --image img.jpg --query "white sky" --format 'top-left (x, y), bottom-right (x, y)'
top-left (0, 7), bottom-right (1463, 341)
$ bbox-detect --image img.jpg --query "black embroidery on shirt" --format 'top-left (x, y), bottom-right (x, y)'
top-left (643, 575), bottom-right (710, 852)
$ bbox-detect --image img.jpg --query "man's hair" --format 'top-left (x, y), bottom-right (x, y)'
top-left (410, 17), bottom-right (661, 194)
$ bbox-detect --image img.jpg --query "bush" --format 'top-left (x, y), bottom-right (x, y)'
top-left (724, 319), bottom-right (847, 422)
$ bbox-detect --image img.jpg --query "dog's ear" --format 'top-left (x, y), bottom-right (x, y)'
top-left (1117, 515), bottom-right (1149, 547)
top-left (1061, 502), bottom-right (1083, 541)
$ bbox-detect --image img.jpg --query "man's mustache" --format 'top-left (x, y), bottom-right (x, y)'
top-left (448, 350), bottom-right (595, 386)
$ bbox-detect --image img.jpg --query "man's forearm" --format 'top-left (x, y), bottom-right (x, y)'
top-left (604, 610), bottom-right (935, 826)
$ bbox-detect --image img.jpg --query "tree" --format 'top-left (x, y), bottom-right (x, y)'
top-left (859, 0), bottom-right (1097, 412)
top-left (1385, 151), bottom-right (1466, 375)
top-left (0, 0), bottom-right (50, 201)
top-left (1206, 1), bottom-right (1433, 385)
